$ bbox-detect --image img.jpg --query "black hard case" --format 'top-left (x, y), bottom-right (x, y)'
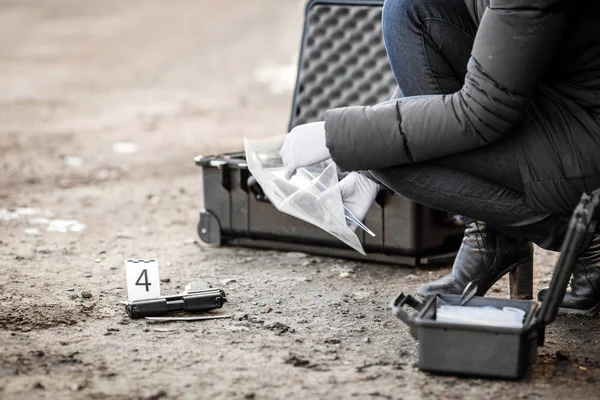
top-left (195, 0), bottom-right (464, 266)
top-left (390, 190), bottom-right (600, 379)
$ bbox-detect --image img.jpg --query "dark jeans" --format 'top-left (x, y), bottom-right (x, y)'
top-left (371, 0), bottom-right (570, 251)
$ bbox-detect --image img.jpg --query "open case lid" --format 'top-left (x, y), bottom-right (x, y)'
top-left (389, 190), bottom-right (600, 333)
top-left (537, 189), bottom-right (600, 326)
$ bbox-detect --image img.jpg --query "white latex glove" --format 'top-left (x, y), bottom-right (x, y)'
top-left (281, 121), bottom-right (331, 180)
top-left (339, 172), bottom-right (380, 231)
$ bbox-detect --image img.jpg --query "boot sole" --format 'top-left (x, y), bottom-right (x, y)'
top-left (416, 259), bottom-right (531, 298)
top-left (558, 303), bottom-right (600, 317)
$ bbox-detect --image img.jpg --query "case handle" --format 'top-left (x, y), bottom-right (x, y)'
top-left (389, 293), bottom-right (424, 338)
top-left (247, 175), bottom-right (269, 203)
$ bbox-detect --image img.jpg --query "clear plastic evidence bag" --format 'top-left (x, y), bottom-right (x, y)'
top-left (244, 135), bottom-right (365, 255)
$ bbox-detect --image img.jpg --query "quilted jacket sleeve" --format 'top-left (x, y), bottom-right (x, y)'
top-left (324, 0), bottom-right (570, 171)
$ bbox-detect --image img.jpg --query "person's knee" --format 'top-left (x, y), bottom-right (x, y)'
top-left (382, 0), bottom-right (441, 45)
top-left (382, 0), bottom-right (416, 36)
top-left (383, 0), bottom-right (456, 33)
top-left (382, 0), bottom-right (433, 29)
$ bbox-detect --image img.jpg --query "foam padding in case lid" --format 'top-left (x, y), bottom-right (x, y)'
top-left (290, 2), bottom-right (397, 128)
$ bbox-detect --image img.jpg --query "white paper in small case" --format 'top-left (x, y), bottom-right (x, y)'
top-left (436, 305), bottom-right (525, 328)
top-left (125, 259), bottom-right (161, 302)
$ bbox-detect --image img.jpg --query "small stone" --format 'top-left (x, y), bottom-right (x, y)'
top-left (248, 316), bottom-right (264, 324)
top-left (404, 274), bottom-right (418, 281)
top-left (339, 272), bottom-right (351, 278)
top-left (364, 337), bottom-right (371, 343)
top-left (166, 262), bottom-right (172, 267)
top-left (148, 389), bottom-right (167, 400)
top-left (113, 141), bottom-right (138, 154)
top-left (32, 350), bottom-right (45, 357)
top-left (226, 325), bottom-right (250, 333)
top-left (160, 278), bottom-right (171, 283)
top-left (81, 290), bottom-right (92, 299)
top-left (284, 354), bottom-right (311, 367)
top-left (69, 294), bottom-right (79, 300)
top-left (265, 322), bottom-right (294, 335)
top-left (325, 337), bottom-right (341, 344)
top-left (234, 313), bottom-right (248, 321)
top-left (107, 327), bottom-right (120, 332)
top-left (62, 155), bottom-right (83, 167)
top-left (342, 265), bottom-right (355, 273)
top-left (286, 252), bottom-right (307, 258)
top-left (245, 393), bottom-right (256, 399)
top-left (221, 278), bottom-right (237, 285)
top-left (34, 247), bottom-right (52, 254)
top-left (84, 274), bottom-right (92, 278)
top-left (25, 228), bottom-right (41, 237)
top-left (556, 350), bottom-right (570, 360)
top-left (66, 288), bottom-right (75, 292)
top-left (264, 306), bottom-right (273, 313)
top-left (71, 382), bottom-right (86, 391)
top-left (33, 382), bottom-right (45, 389)
top-left (352, 292), bottom-right (370, 300)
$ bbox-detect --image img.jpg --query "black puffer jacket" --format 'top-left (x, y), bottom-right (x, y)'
top-left (324, 0), bottom-right (600, 215)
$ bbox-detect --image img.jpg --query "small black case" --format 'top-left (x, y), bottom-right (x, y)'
top-left (390, 190), bottom-right (600, 379)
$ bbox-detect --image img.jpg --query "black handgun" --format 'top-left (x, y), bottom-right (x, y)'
top-left (125, 282), bottom-right (227, 318)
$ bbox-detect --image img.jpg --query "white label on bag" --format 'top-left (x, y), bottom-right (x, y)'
top-left (125, 259), bottom-right (160, 302)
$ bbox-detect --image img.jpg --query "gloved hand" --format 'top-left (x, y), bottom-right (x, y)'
top-left (281, 121), bottom-right (331, 180)
top-left (339, 172), bottom-right (380, 231)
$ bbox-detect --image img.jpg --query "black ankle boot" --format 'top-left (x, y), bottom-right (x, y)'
top-left (418, 222), bottom-right (534, 297)
top-left (538, 234), bottom-right (600, 316)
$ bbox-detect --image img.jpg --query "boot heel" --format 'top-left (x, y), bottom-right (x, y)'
top-left (509, 257), bottom-right (534, 300)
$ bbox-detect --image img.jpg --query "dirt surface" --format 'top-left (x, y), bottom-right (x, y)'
top-left (1, 1), bottom-right (600, 399)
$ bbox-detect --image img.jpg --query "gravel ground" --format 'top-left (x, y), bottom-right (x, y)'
top-left (1, 1), bottom-right (600, 399)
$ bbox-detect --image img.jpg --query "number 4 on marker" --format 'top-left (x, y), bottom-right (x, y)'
top-left (135, 269), bottom-right (152, 292)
